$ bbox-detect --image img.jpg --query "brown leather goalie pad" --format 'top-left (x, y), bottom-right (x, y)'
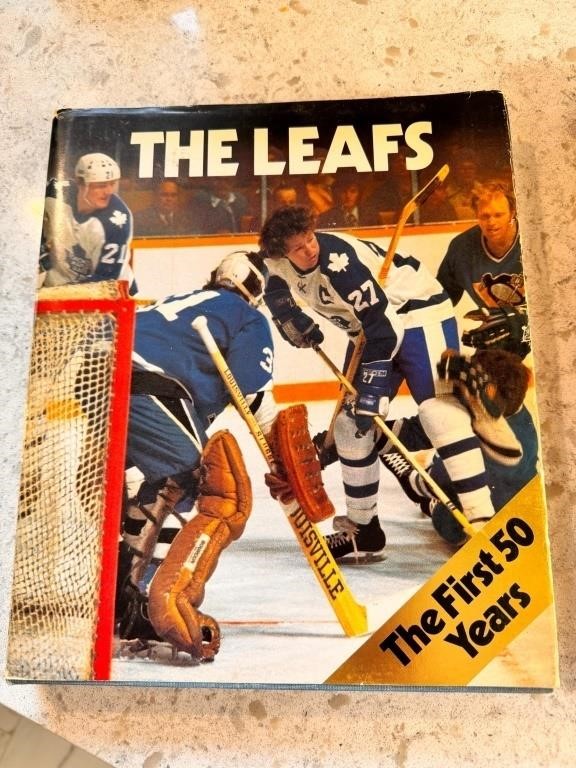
top-left (147, 430), bottom-right (252, 660)
top-left (270, 404), bottom-right (335, 522)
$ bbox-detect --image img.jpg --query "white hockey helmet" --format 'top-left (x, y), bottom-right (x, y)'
top-left (75, 153), bottom-right (121, 184)
top-left (214, 251), bottom-right (268, 306)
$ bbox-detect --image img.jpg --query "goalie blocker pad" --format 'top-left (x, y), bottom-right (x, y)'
top-left (270, 404), bottom-right (335, 523)
top-left (147, 430), bottom-right (252, 661)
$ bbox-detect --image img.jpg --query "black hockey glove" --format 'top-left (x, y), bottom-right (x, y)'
top-left (353, 359), bottom-right (393, 436)
top-left (462, 304), bottom-right (531, 359)
top-left (270, 294), bottom-right (324, 348)
top-left (273, 311), bottom-right (324, 348)
top-left (265, 283), bottom-right (324, 348)
top-left (312, 429), bottom-right (339, 469)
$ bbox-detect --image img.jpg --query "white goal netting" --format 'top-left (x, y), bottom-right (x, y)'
top-left (6, 282), bottom-right (133, 681)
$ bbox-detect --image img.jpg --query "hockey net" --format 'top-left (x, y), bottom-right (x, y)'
top-left (6, 281), bottom-right (135, 681)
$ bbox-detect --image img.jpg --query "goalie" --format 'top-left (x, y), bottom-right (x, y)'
top-left (117, 250), bottom-right (330, 661)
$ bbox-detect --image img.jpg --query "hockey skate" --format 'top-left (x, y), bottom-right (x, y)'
top-left (325, 515), bottom-right (386, 564)
top-left (116, 582), bottom-right (207, 665)
top-left (115, 551), bottom-right (202, 665)
top-left (381, 451), bottom-right (426, 504)
top-left (381, 451), bottom-right (437, 517)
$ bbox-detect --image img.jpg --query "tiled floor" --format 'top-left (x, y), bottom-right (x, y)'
top-left (0, 704), bottom-right (110, 767)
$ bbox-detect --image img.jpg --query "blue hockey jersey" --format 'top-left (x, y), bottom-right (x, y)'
top-left (132, 289), bottom-right (274, 425)
top-left (437, 225), bottom-right (524, 309)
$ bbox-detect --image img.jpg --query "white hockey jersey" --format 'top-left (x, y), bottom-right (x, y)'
top-left (265, 230), bottom-right (453, 360)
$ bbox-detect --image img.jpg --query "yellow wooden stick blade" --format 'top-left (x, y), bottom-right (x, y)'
top-left (283, 500), bottom-right (369, 637)
top-left (407, 163), bottom-right (451, 215)
top-left (193, 315), bottom-right (369, 637)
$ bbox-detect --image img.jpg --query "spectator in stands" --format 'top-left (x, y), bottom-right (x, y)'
top-left (302, 174), bottom-right (334, 217)
top-left (133, 180), bottom-right (195, 236)
top-left (446, 147), bottom-right (483, 220)
top-left (363, 147), bottom-right (413, 225)
top-left (301, 147), bottom-right (335, 217)
top-left (195, 177), bottom-right (249, 233)
top-left (317, 175), bottom-right (366, 228)
top-left (419, 180), bottom-right (458, 224)
top-left (271, 181), bottom-right (300, 210)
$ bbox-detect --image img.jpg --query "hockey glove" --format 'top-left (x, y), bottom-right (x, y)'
top-left (437, 350), bottom-right (523, 465)
top-left (354, 359), bottom-right (393, 436)
top-left (437, 350), bottom-right (501, 419)
top-left (273, 310), bottom-right (324, 348)
top-left (462, 304), bottom-right (530, 358)
top-left (312, 429), bottom-right (339, 469)
top-left (268, 291), bottom-right (324, 348)
top-left (264, 470), bottom-right (295, 504)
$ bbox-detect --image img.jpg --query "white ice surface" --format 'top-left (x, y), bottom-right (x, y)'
top-left (112, 398), bottom-right (455, 687)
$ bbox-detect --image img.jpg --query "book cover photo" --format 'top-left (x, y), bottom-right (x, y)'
top-left (5, 92), bottom-right (558, 689)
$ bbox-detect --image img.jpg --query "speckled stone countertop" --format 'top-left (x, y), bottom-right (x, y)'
top-left (1, 2), bottom-right (575, 766)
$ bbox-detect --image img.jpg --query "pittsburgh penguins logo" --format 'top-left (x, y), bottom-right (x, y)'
top-left (474, 272), bottom-right (525, 308)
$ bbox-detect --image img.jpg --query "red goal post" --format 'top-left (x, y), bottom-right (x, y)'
top-left (6, 281), bottom-right (135, 681)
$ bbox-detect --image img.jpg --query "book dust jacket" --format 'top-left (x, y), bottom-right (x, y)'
top-left (6, 92), bottom-right (558, 689)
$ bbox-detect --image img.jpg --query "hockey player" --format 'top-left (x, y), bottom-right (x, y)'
top-left (259, 205), bottom-right (497, 563)
top-left (118, 251), bottom-right (280, 660)
top-left (436, 180), bottom-right (529, 359)
top-left (39, 152), bottom-right (137, 294)
top-left (381, 348), bottom-right (538, 545)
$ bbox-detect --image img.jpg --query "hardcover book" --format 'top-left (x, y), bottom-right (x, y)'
top-left (5, 92), bottom-right (558, 689)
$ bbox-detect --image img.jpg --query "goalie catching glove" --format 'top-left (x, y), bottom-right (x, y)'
top-left (437, 350), bottom-right (522, 466)
top-left (264, 404), bottom-right (335, 523)
top-left (462, 304), bottom-right (530, 359)
top-left (147, 430), bottom-right (252, 661)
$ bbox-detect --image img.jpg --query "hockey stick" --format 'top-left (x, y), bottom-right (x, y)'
top-left (320, 164), bottom-right (450, 458)
top-left (379, 162), bottom-right (450, 284)
top-left (191, 315), bottom-right (368, 637)
top-left (313, 344), bottom-right (476, 539)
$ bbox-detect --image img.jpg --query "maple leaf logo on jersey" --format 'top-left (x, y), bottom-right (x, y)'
top-left (328, 252), bottom-right (349, 272)
top-left (110, 210), bottom-right (128, 228)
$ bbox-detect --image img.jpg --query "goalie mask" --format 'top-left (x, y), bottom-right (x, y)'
top-left (75, 153), bottom-right (121, 183)
top-left (214, 251), bottom-right (268, 307)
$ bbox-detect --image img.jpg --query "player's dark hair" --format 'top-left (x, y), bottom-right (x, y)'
top-left (472, 349), bottom-right (530, 416)
top-left (259, 205), bottom-right (316, 258)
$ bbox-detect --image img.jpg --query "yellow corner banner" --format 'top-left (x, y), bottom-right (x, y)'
top-left (326, 476), bottom-right (555, 686)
